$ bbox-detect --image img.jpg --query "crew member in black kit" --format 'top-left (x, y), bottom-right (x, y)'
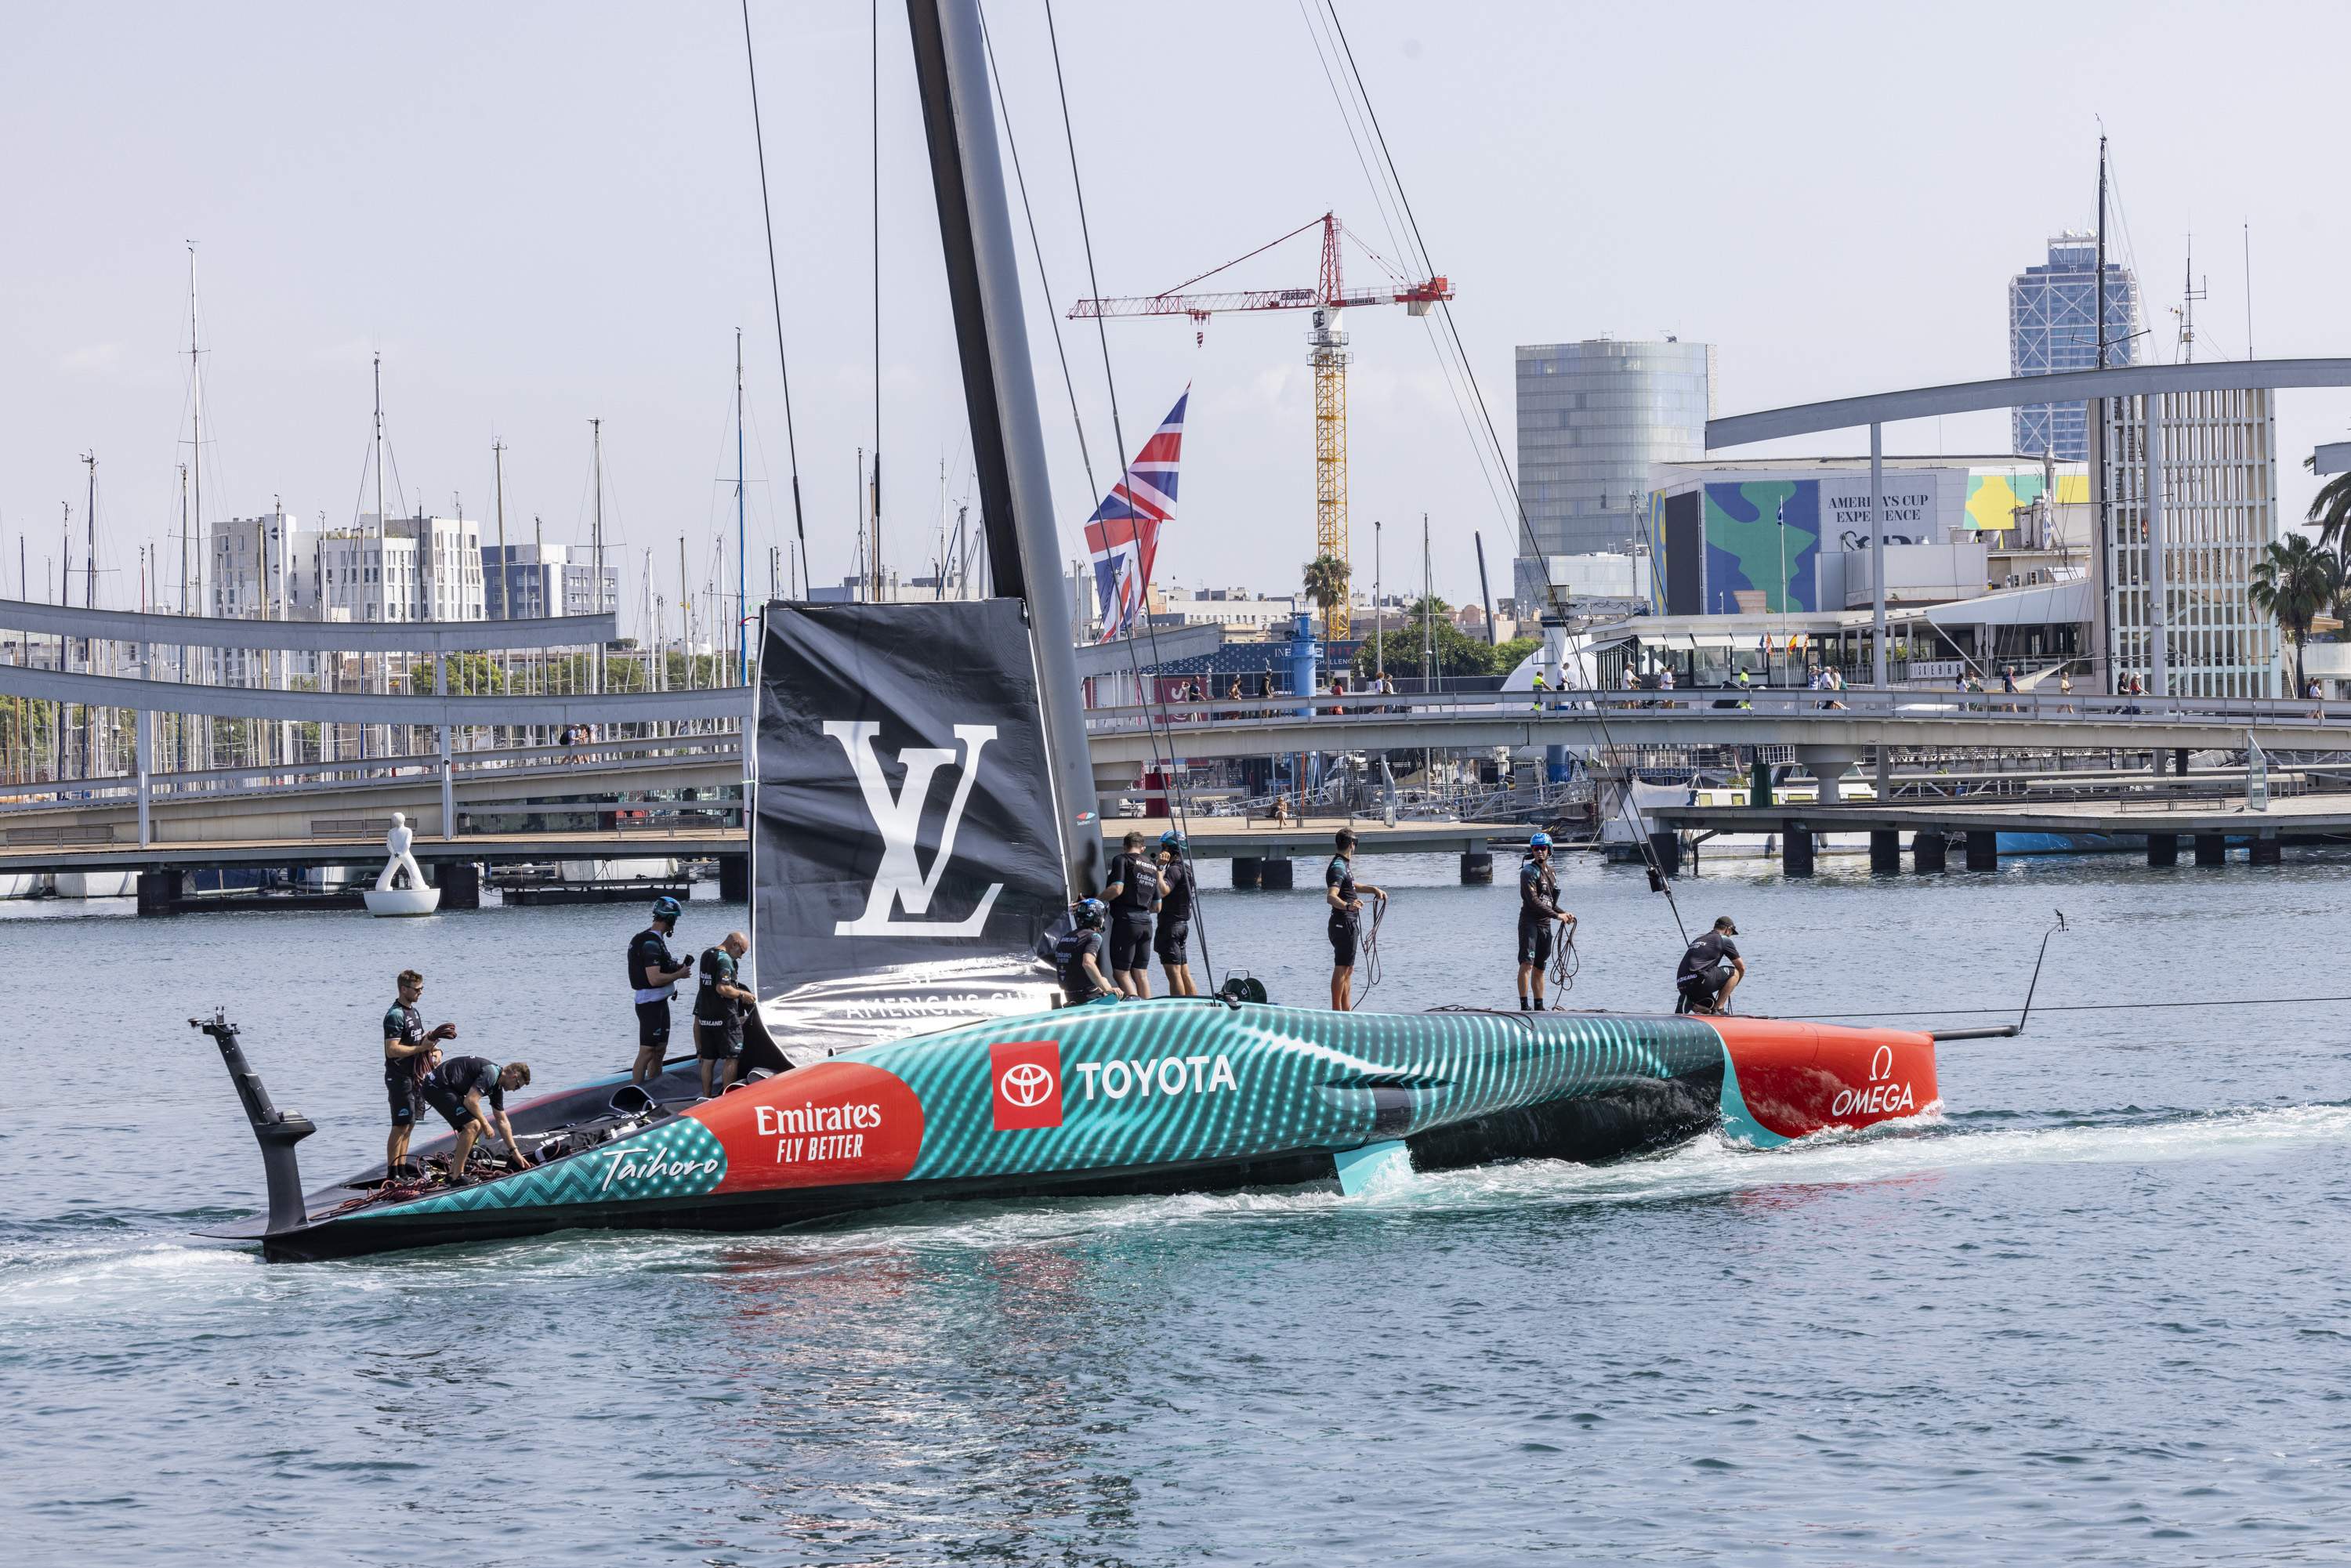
top-left (628, 896), bottom-right (695, 1085)
top-left (1153, 831), bottom-right (1198, 997)
top-left (382, 966), bottom-right (456, 1180)
top-left (1516, 831), bottom-right (1576, 1011)
top-left (1325, 828), bottom-right (1386, 1012)
top-left (693, 929), bottom-right (756, 1099)
top-left (420, 1055), bottom-right (534, 1183)
top-left (1102, 830), bottom-right (1165, 998)
top-left (1055, 899), bottom-right (1118, 1005)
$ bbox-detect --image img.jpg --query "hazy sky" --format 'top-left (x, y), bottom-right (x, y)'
top-left (7, 0), bottom-right (2351, 630)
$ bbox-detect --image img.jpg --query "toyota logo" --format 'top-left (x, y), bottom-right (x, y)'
top-left (999, 1061), bottom-right (1056, 1107)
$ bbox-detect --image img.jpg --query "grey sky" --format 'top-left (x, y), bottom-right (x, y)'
top-left (6, 1), bottom-right (2349, 630)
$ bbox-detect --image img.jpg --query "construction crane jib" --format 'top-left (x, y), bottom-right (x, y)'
top-left (1070, 212), bottom-right (1451, 640)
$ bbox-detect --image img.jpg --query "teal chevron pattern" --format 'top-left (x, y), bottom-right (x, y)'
top-left (359, 1115), bottom-right (726, 1220)
top-left (836, 1001), bottom-right (1724, 1182)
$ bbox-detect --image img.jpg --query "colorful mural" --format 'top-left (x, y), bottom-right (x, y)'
top-left (1701, 481), bottom-right (1819, 612)
top-left (1963, 471), bottom-right (2090, 531)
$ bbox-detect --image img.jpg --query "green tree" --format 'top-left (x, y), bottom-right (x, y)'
top-left (2304, 454), bottom-right (2351, 554)
top-left (1302, 552), bottom-right (1351, 639)
top-left (2250, 531), bottom-right (2341, 696)
top-left (1350, 596), bottom-right (1537, 681)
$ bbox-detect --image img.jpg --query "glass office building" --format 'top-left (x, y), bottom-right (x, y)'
top-left (1514, 339), bottom-right (1712, 596)
top-left (2009, 233), bottom-right (2139, 461)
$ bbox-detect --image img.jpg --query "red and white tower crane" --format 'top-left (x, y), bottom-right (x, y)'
top-left (1070, 212), bottom-right (1451, 638)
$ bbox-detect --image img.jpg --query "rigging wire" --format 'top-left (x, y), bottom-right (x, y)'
top-left (1801, 994), bottom-right (2351, 1022)
top-left (738, 0), bottom-right (810, 593)
top-left (976, 2), bottom-right (1099, 505)
top-left (1039, 0), bottom-right (1221, 983)
top-left (1318, 2), bottom-right (1687, 943)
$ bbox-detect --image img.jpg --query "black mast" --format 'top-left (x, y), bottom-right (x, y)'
top-left (904, 0), bottom-right (1102, 895)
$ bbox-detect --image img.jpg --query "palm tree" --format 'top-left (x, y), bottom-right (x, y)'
top-left (2249, 531), bottom-right (2341, 697)
top-left (2305, 454), bottom-right (2351, 554)
top-left (1301, 552), bottom-right (1350, 639)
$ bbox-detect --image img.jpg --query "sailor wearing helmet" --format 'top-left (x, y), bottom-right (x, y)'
top-left (1054, 899), bottom-right (1119, 1005)
top-left (627, 895), bottom-right (696, 1085)
top-left (1516, 832), bottom-right (1576, 1011)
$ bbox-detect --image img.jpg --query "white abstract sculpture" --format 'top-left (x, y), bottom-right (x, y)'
top-left (362, 811), bottom-right (441, 917)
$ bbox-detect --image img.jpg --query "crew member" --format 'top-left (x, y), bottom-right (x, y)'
top-left (1675, 916), bottom-right (1745, 1015)
top-left (1102, 830), bottom-right (1164, 998)
top-left (1153, 831), bottom-right (1198, 997)
top-left (382, 967), bottom-right (457, 1180)
top-left (693, 929), bottom-right (756, 1099)
top-left (1054, 898), bottom-right (1118, 1005)
top-left (1324, 828), bottom-right (1386, 1011)
top-left (628, 896), bottom-right (695, 1085)
top-left (421, 1055), bottom-right (534, 1184)
top-left (1516, 833), bottom-right (1577, 1011)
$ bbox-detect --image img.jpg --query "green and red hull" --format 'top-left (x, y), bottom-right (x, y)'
top-left (234, 1001), bottom-right (1938, 1261)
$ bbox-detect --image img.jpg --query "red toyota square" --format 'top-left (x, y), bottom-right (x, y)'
top-left (991, 1041), bottom-right (1064, 1131)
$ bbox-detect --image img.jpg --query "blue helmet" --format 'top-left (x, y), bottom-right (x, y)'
top-left (1528, 831), bottom-right (1552, 851)
top-left (1159, 831), bottom-right (1186, 852)
top-left (651, 895), bottom-right (683, 922)
top-left (1074, 897), bottom-right (1107, 929)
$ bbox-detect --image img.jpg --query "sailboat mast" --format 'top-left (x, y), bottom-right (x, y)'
top-left (591, 417), bottom-right (605, 696)
top-left (906, 0), bottom-right (1101, 895)
top-left (737, 328), bottom-right (748, 684)
top-left (492, 440), bottom-right (507, 619)
top-left (82, 452), bottom-right (96, 610)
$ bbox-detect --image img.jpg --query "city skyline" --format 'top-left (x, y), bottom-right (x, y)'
top-left (6, 1), bottom-right (2350, 631)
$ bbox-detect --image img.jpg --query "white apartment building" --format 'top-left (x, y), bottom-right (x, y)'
top-left (318, 513), bottom-right (487, 624)
top-left (208, 511), bottom-right (314, 620)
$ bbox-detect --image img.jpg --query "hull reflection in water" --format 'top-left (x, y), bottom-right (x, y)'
top-left (205, 1001), bottom-right (1940, 1262)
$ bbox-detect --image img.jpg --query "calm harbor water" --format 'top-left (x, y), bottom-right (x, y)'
top-left (6, 848), bottom-right (2351, 1565)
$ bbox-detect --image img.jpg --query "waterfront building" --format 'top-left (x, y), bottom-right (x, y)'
top-left (2097, 389), bottom-right (2280, 697)
top-left (482, 541), bottom-right (618, 621)
top-left (2010, 233), bottom-right (2139, 460)
top-left (1514, 337), bottom-right (1713, 598)
top-left (1650, 457), bottom-right (2090, 616)
top-left (321, 514), bottom-right (486, 624)
top-left (208, 510), bottom-right (316, 621)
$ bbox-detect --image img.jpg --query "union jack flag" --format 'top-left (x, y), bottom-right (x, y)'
top-left (1085, 388), bottom-right (1187, 642)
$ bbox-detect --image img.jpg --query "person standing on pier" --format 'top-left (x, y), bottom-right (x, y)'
top-left (1516, 834), bottom-right (1576, 1011)
top-left (627, 896), bottom-right (694, 1085)
top-left (1325, 828), bottom-right (1386, 1011)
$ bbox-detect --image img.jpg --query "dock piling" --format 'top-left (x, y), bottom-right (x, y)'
top-left (2250, 835), bottom-right (2283, 865)
top-left (2193, 833), bottom-right (2226, 867)
top-left (1913, 831), bottom-right (1947, 873)
top-left (1964, 830), bottom-right (1997, 872)
top-left (2146, 833), bottom-right (2179, 867)
top-left (1782, 826), bottom-right (1814, 877)
top-left (1869, 829), bottom-right (1901, 873)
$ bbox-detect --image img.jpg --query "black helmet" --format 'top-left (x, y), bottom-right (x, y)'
top-left (1073, 897), bottom-right (1107, 930)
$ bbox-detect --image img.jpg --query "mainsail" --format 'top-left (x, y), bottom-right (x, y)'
top-left (752, 599), bottom-right (1072, 1054)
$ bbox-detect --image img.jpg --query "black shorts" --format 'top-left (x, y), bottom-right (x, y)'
top-left (1109, 911), bottom-right (1154, 972)
top-left (694, 1016), bottom-right (744, 1061)
top-left (1519, 918), bottom-right (1555, 968)
top-left (421, 1083), bottom-right (475, 1131)
top-left (386, 1073), bottom-right (422, 1127)
top-left (1328, 910), bottom-right (1359, 969)
top-left (1678, 965), bottom-right (1730, 1004)
top-left (635, 998), bottom-right (672, 1052)
top-left (1154, 918), bottom-right (1191, 964)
